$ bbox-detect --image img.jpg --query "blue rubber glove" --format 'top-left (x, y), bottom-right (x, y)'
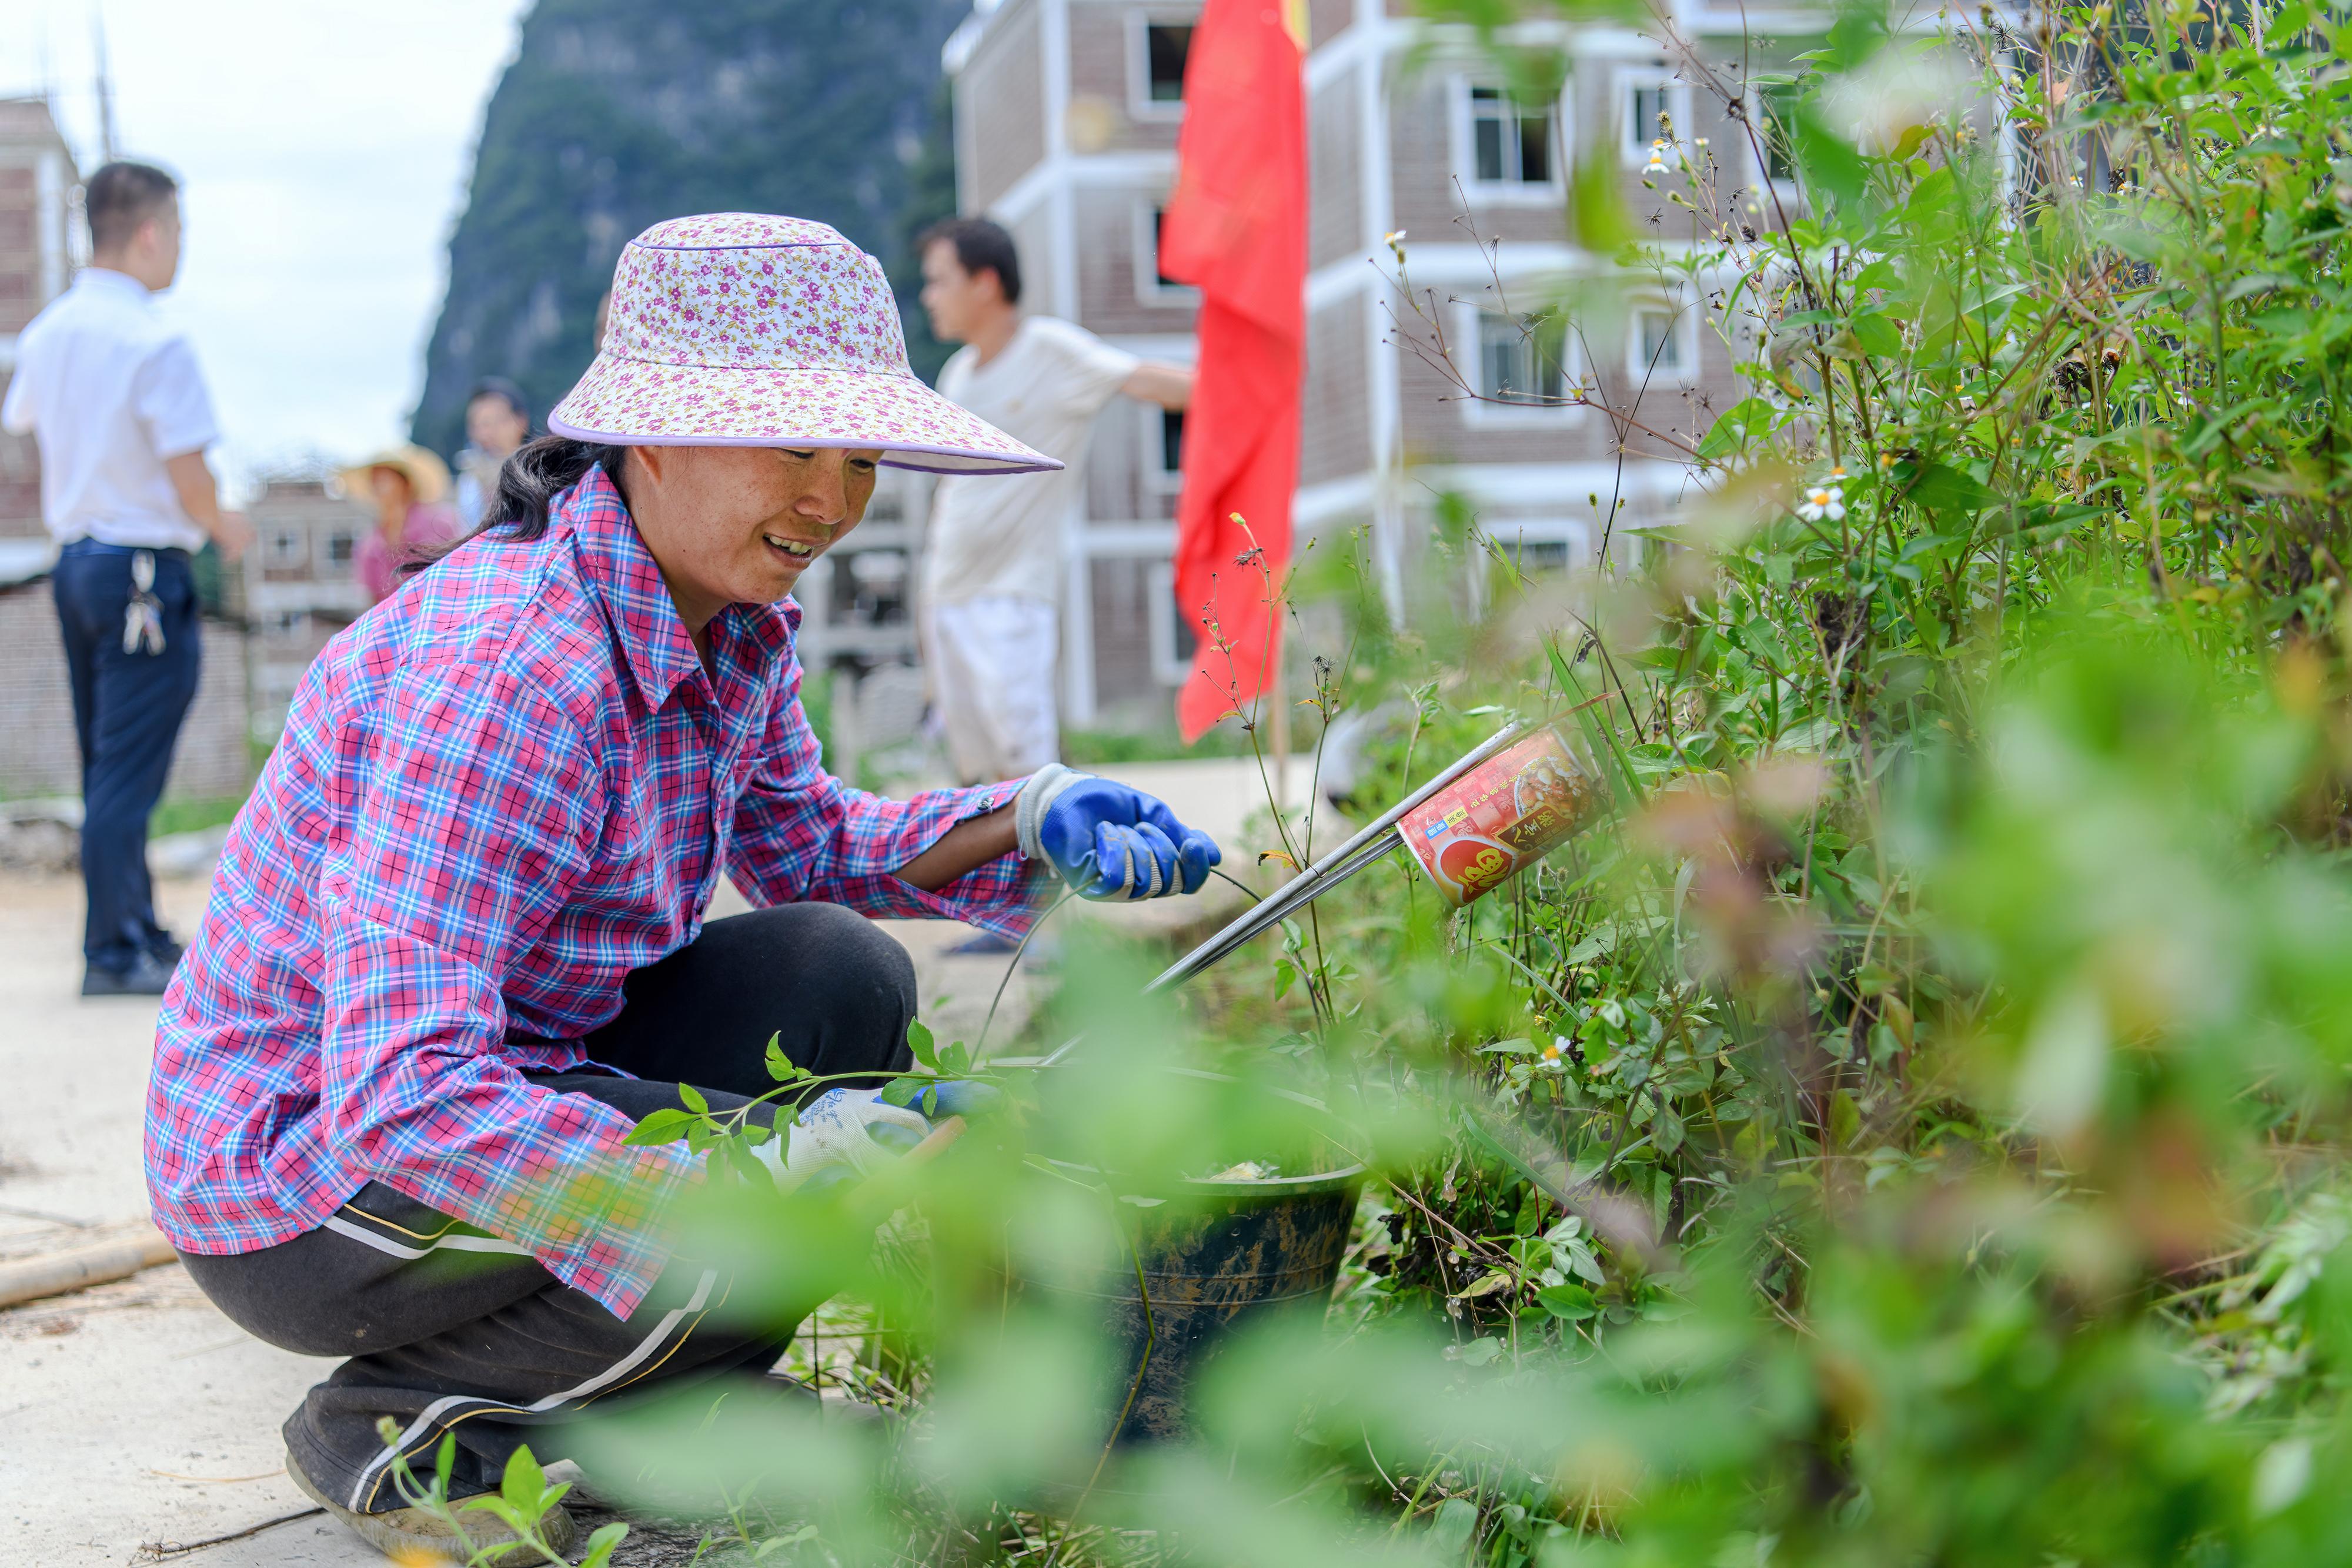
top-left (1015, 764), bottom-right (1221, 901)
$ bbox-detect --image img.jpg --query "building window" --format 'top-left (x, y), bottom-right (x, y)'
top-left (1143, 404), bottom-right (1187, 498)
top-left (1623, 66), bottom-right (1688, 164)
top-left (326, 530), bottom-right (357, 566)
top-left (1147, 560), bottom-right (1195, 687)
top-left (1130, 16), bottom-right (1195, 119)
top-left (1476, 309), bottom-right (1570, 405)
top-left (1466, 85), bottom-right (1556, 187)
top-left (268, 527), bottom-right (305, 566)
top-left (1134, 203), bottom-right (1197, 304)
top-left (1628, 303), bottom-right (1694, 382)
top-left (1147, 24), bottom-right (1191, 101)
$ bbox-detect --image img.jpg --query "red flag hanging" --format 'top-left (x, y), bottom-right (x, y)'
top-left (1160, 0), bottom-right (1307, 743)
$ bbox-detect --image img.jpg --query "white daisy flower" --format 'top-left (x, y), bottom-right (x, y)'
top-left (1796, 483), bottom-right (1846, 522)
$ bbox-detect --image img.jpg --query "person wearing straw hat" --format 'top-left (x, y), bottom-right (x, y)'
top-left (339, 443), bottom-right (462, 606)
top-left (143, 214), bottom-right (1221, 1562)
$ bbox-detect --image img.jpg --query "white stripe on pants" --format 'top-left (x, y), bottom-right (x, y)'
top-left (926, 594), bottom-right (1060, 783)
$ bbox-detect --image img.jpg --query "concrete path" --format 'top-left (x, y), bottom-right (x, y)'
top-left (0, 754), bottom-right (1295, 1563)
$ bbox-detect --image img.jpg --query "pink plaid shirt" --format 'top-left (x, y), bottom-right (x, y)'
top-left (146, 467), bottom-right (1038, 1315)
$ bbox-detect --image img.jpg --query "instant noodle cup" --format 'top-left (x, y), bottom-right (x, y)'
top-left (1400, 727), bottom-right (1599, 907)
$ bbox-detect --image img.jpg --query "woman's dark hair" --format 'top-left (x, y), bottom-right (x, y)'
top-left (404, 436), bottom-right (628, 574)
top-left (483, 435), bottom-right (632, 540)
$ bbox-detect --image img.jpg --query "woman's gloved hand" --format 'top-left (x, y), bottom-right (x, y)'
top-left (1015, 763), bottom-right (1221, 900)
top-left (754, 1086), bottom-right (931, 1193)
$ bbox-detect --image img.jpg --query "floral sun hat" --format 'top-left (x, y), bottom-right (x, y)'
top-left (547, 213), bottom-right (1059, 476)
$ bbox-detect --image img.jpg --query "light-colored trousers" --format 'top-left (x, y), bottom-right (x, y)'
top-left (924, 594), bottom-right (1060, 784)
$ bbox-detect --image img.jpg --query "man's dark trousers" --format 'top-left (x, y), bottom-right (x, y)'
top-left (51, 539), bottom-right (202, 974)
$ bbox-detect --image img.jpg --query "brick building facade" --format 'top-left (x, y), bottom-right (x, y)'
top-left (941, 0), bottom-right (1765, 726)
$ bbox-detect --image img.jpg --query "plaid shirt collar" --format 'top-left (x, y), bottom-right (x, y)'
top-left (560, 464), bottom-right (797, 712)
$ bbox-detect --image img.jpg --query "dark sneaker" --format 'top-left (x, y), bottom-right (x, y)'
top-left (146, 935), bottom-right (186, 968)
top-left (81, 951), bottom-right (178, 997)
top-left (284, 1445), bottom-right (579, 1563)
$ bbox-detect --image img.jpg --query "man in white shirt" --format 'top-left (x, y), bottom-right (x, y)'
top-left (916, 218), bottom-right (1192, 786)
top-left (1, 161), bottom-right (251, 997)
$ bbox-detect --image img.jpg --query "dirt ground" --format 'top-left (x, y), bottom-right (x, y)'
top-left (0, 754), bottom-right (1285, 1564)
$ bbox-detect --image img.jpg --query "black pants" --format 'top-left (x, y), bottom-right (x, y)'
top-left (181, 904), bottom-right (917, 1514)
top-left (52, 540), bottom-right (202, 972)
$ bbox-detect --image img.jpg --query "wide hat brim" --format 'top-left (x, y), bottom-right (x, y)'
top-left (338, 444), bottom-right (452, 505)
top-left (546, 355), bottom-right (1061, 476)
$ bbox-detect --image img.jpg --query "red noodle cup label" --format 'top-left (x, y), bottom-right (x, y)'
top-left (1400, 728), bottom-right (1596, 907)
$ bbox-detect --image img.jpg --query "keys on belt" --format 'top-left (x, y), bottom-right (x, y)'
top-left (123, 549), bottom-right (166, 656)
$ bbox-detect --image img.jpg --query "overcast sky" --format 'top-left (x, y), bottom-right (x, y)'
top-left (1, 0), bottom-right (532, 493)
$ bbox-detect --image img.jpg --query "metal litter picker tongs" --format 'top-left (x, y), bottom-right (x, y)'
top-left (1032, 718), bottom-right (1533, 1068)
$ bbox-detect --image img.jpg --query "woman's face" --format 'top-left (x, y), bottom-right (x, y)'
top-left (626, 445), bottom-right (881, 630)
top-left (369, 466), bottom-right (414, 514)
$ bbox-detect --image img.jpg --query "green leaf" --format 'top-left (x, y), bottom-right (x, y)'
top-left (1433, 1496), bottom-right (1480, 1553)
top-left (1848, 312), bottom-right (1905, 359)
top-left (1828, 1088), bottom-right (1863, 1148)
top-left (1458, 1335), bottom-right (1506, 1365)
top-left (1537, 1283), bottom-right (1598, 1320)
top-left (1573, 148), bottom-right (1632, 253)
top-left (1901, 460), bottom-right (2000, 518)
top-left (1654, 1104), bottom-right (1686, 1155)
top-left (500, 1443), bottom-right (545, 1521)
top-left (580, 1522), bottom-right (632, 1568)
top-left (435, 1431), bottom-right (457, 1492)
top-left (622, 1108), bottom-right (695, 1147)
top-left (1698, 394), bottom-right (1778, 460)
top-left (907, 1018), bottom-right (938, 1069)
top-left (941, 1039), bottom-right (973, 1077)
top-left (1788, 99), bottom-right (1867, 208)
top-left (764, 1034), bottom-right (803, 1083)
top-left (880, 1076), bottom-right (926, 1108)
top-left (677, 1082), bottom-right (709, 1115)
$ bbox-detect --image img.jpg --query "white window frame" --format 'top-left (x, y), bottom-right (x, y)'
top-left (1449, 75), bottom-right (1569, 207)
top-left (1127, 12), bottom-right (1198, 123)
top-left (267, 526), bottom-right (307, 567)
top-left (1131, 200), bottom-right (1199, 307)
top-left (1144, 402), bottom-right (1185, 498)
top-left (1147, 560), bottom-right (1194, 686)
top-left (1626, 297), bottom-right (1699, 385)
top-left (1621, 63), bottom-right (1692, 166)
top-left (1454, 297), bottom-right (1586, 429)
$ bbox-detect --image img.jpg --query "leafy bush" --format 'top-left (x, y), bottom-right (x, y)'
top-left (423, 2), bottom-right (2352, 1562)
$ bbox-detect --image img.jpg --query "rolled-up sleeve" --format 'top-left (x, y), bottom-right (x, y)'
top-left (316, 658), bottom-right (696, 1315)
top-left (727, 656), bottom-right (1043, 935)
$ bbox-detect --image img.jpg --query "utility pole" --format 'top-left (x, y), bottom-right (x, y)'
top-left (93, 6), bottom-right (118, 165)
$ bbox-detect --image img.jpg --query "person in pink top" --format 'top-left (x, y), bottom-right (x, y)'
top-left (340, 443), bottom-right (462, 605)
